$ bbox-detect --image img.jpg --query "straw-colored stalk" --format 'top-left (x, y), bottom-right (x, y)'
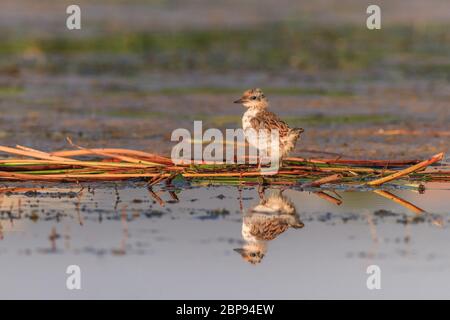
top-left (367, 152), bottom-right (444, 186)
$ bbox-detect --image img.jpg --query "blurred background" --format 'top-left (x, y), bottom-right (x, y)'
top-left (0, 0), bottom-right (449, 159)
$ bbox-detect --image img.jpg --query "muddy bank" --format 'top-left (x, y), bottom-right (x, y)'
top-left (0, 72), bottom-right (448, 159)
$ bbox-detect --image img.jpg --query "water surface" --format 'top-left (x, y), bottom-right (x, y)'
top-left (0, 182), bottom-right (449, 299)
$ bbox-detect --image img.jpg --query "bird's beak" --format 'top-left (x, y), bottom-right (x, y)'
top-left (294, 221), bottom-right (305, 229)
top-left (233, 248), bottom-right (245, 255)
top-left (234, 97), bottom-right (245, 104)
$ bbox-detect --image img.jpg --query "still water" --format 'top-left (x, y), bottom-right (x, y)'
top-left (0, 182), bottom-right (449, 299)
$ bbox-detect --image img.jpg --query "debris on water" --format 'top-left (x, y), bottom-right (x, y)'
top-left (25, 190), bottom-right (38, 197)
top-left (198, 208), bottom-right (231, 220)
top-left (341, 214), bottom-right (360, 223)
top-left (317, 212), bottom-right (333, 222)
top-left (48, 227), bottom-right (60, 252)
top-left (418, 184), bottom-right (426, 194)
top-left (374, 209), bottom-right (398, 217)
top-left (111, 248), bottom-right (126, 256)
top-left (28, 211), bottom-right (39, 222)
top-left (144, 210), bottom-right (166, 218)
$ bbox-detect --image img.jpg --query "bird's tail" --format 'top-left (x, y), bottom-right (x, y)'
top-left (291, 218), bottom-right (305, 229)
top-left (281, 128), bottom-right (304, 156)
top-left (292, 128), bottom-right (304, 137)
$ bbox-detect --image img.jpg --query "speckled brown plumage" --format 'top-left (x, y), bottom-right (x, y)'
top-left (249, 110), bottom-right (291, 136)
top-left (249, 217), bottom-right (290, 241)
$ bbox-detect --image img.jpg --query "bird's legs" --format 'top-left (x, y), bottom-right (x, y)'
top-left (258, 184), bottom-right (266, 200)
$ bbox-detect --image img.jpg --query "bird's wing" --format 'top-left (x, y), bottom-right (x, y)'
top-left (249, 111), bottom-right (291, 137)
top-left (249, 217), bottom-right (290, 241)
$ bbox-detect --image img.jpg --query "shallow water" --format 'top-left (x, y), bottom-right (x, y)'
top-left (0, 182), bottom-right (449, 299)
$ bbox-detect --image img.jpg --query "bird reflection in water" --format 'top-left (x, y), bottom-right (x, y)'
top-left (234, 188), bottom-right (304, 264)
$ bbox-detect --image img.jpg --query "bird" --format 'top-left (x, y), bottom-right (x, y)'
top-left (234, 88), bottom-right (304, 164)
top-left (234, 190), bottom-right (304, 265)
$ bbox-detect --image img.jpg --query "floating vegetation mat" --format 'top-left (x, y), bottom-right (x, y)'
top-left (0, 142), bottom-right (448, 188)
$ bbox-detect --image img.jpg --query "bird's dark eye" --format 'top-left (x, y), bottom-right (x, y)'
top-left (251, 96), bottom-right (257, 100)
top-left (250, 253), bottom-right (256, 257)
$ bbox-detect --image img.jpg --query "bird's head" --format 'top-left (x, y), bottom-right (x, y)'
top-left (233, 243), bottom-right (267, 265)
top-left (234, 88), bottom-right (268, 109)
